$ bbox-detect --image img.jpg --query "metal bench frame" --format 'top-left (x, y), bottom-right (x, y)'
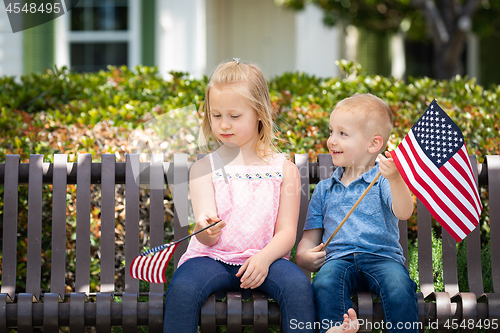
top-left (0, 153), bottom-right (499, 332)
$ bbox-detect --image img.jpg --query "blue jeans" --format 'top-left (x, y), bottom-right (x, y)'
top-left (313, 253), bottom-right (419, 333)
top-left (163, 257), bottom-right (317, 333)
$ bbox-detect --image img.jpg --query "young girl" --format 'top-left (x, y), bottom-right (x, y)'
top-left (162, 59), bottom-right (319, 332)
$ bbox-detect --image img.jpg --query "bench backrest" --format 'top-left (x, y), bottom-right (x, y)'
top-left (0, 153), bottom-right (497, 302)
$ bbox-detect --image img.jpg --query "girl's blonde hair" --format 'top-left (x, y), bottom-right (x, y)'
top-left (200, 60), bottom-right (277, 158)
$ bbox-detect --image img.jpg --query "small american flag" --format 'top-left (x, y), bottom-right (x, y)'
top-left (130, 220), bottom-right (221, 283)
top-left (390, 100), bottom-right (482, 242)
top-left (130, 242), bottom-right (180, 283)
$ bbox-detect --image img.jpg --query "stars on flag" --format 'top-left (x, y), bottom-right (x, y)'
top-left (412, 103), bottom-right (464, 168)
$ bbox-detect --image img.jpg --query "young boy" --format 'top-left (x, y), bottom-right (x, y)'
top-left (297, 94), bottom-right (419, 333)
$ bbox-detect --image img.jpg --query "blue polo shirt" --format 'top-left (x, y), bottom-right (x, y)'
top-left (304, 163), bottom-right (405, 265)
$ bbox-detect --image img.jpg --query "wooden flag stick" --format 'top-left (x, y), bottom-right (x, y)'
top-left (141, 220), bottom-right (221, 256)
top-left (321, 172), bottom-right (382, 251)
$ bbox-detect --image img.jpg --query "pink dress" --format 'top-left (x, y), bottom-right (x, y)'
top-left (178, 152), bottom-right (290, 267)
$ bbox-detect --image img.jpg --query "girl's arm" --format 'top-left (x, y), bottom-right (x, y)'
top-left (189, 157), bottom-right (226, 246)
top-left (378, 152), bottom-right (414, 220)
top-left (236, 159), bottom-right (301, 289)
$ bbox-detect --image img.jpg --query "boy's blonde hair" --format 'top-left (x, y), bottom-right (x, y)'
top-left (334, 93), bottom-right (393, 151)
top-left (200, 60), bottom-right (277, 157)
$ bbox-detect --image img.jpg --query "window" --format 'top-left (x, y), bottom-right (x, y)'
top-left (57, 0), bottom-right (139, 73)
top-left (70, 42), bottom-right (128, 72)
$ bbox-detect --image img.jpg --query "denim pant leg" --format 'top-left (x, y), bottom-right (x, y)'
top-left (312, 255), bottom-right (364, 333)
top-left (163, 257), bottom-right (238, 333)
top-left (357, 253), bottom-right (419, 333)
top-left (256, 259), bottom-right (317, 333)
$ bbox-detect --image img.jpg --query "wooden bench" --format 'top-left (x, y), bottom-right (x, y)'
top-left (0, 153), bottom-right (499, 332)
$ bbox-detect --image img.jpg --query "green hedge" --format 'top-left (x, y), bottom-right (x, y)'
top-left (1, 62), bottom-right (498, 162)
top-left (0, 62), bottom-right (498, 296)
top-left (0, 61), bottom-right (500, 160)
top-left (272, 61), bottom-right (499, 161)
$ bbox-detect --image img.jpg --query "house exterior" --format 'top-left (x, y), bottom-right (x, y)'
top-left (0, 0), bottom-right (344, 80)
top-left (0, 0), bottom-right (497, 85)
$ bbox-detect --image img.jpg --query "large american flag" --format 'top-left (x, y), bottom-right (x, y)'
top-left (130, 242), bottom-right (179, 283)
top-left (390, 100), bottom-right (482, 242)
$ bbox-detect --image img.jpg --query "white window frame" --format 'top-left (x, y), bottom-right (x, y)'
top-left (55, 0), bottom-right (140, 71)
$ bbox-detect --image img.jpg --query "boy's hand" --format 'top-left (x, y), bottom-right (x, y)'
top-left (378, 151), bottom-right (401, 182)
top-left (195, 211), bottom-right (226, 244)
top-left (236, 252), bottom-right (272, 289)
top-left (378, 152), bottom-right (414, 220)
top-left (297, 243), bottom-right (326, 272)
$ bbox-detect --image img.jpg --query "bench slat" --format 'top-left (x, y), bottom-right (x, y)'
top-left (17, 293), bottom-right (34, 333)
top-left (95, 293), bottom-right (112, 332)
top-left (253, 292), bottom-right (269, 331)
top-left (0, 294), bottom-right (7, 332)
top-left (100, 154), bottom-right (116, 292)
top-left (26, 154), bottom-right (43, 298)
top-left (200, 293), bottom-right (217, 332)
top-left (1, 155), bottom-right (19, 299)
top-left (296, 153), bottom-right (310, 246)
top-left (51, 154), bottom-right (68, 299)
top-left (419, 202), bottom-right (456, 330)
top-left (148, 292), bottom-right (165, 331)
top-left (227, 291), bottom-right (243, 332)
top-left (431, 291), bottom-right (452, 331)
top-left (296, 153), bottom-right (311, 278)
top-left (69, 292), bottom-right (85, 332)
top-left (75, 154), bottom-right (91, 294)
top-left (487, 155), bottom-right (500, 293)
top-left (150, 154), bottom-right (165, 293)
top-left (417, 199), bottom-right (434, 298)
top-left (399, 219), bottom-right (409, 269)
top-left (442, 229), bottom-right (459, 296)
top-left (318, 153), bottom-right (334, 181)
top-left (173, 154), bottom-right (189, 269)
top-left (125, 154), bottom-right (140, 293)
top-left (43, 293), bottom-right (60, 331)
top-left (148, 155), bottom-right (166, 329)
top-left (482, 155), bottom-right (500, 325)
top-left (122, 293), bottom-right (138, 332)
top-left (466, 155), bottom-right (484, 297)
top-left (455, 292), bottom-right (478, 332)
top-left (356, 292), bottom-right (373, 333)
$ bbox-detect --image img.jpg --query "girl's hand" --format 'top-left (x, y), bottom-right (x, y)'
top-left (297, 243), bottom-right (326, 272)
top-left (235, 253), bottom-right (272, 289)
top-left (378, 151), bottom-right (400, 182)
top-left (194, 211), bottom-right (226, 245)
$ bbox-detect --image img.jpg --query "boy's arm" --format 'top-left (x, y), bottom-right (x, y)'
top-left (378, 152), bottom-right (414, 220)
top-left (296, 228), bottom-right (326, 272)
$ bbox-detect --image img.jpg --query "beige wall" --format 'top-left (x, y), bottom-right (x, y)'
top-left (157, 0), bottom-right (208, 78)
top-left (0, 6), bottom-right (23, 77)
top-left (295, 4), bottom-right (342, 78)
top-left (206, 0), bottom-right (296, 78)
